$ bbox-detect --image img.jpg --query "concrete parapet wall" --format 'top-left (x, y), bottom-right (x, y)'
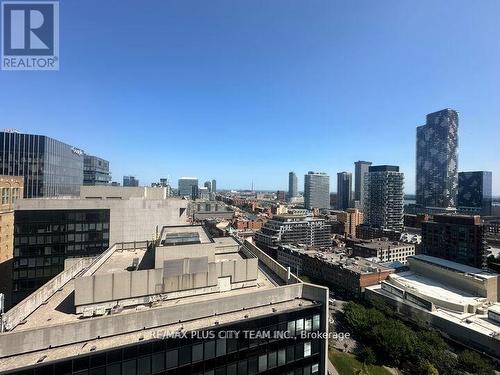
top-left (2, 257), bottom-right (94, 331)
top-left (243, 240), bottom-right (300, 284)
top-left (0, 283), bottom-right (304, 358)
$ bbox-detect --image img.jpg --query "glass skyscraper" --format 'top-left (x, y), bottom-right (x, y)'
top-left (458, 171), bottom-right (492, 216)
top-left (304, 172), bottom-right (329, 210)
top-left (0, 131), bottom-right (84, 198)
top-left (336, 172), bottom-right (352, 210)
top-left (416, 109), bottom-right (459, 210)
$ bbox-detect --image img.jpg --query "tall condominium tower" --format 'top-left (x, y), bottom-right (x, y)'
top-left (178, 177), bottom-right (198, 197)
top-left (289, 171), bottom-right (298, 198)
top-left (458, 171), bottom-right (492, 216)
top-left (336, 172), bottom-right (352, 210)
top-left (354, 161), bottom-right (372, 207)
top-left (364, 165), bottom-right (404, 231)
top-left (416, 109), bottom-right (459, 210)
top-left (211, 179), bottom-right (217, 193)
top-left (0, 131), bottom-right (84, 198)
top-left (304, 172), bottom-right (330, 210)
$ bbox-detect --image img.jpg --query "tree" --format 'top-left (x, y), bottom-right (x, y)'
top-left (457, 350), bottom-right (494, 375)
top-left (357, 346), bottom-right (376, 365)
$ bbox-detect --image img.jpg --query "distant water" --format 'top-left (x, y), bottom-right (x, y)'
top-left (404, 199), bottom-right (416, 206)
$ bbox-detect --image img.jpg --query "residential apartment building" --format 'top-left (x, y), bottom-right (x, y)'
top-left (123, 175), bottom-right (139, 187)
top-left (416, 109), bottom-right (459, 210)
top-left (363, 165), bottom-right (404, 231)
top-left (289, 172), bottom-right (298, 199)
top-left (276, 245), bottom-right (394, 297)
top-left (336, 208), bottom-right (363, 237)
top-left (354, 161), bottom-right (372, 208)
top-left (255, 215), bottom-right (331, 253)
top-left (304, 172), bottom-right (329, 210)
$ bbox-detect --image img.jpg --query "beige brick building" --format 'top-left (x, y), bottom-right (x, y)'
top-left (0, 176), bottom-right (24, 309)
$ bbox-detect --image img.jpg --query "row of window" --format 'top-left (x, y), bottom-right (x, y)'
top-left (1, 187), bottom-right (22, 205)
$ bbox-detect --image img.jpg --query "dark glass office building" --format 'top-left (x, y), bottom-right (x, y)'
top-left (0, 131), bottom-right (84, 198)
top-left (416, 109), bottom-right (459, 210)
top-left (84, 155), bottom-right (112, 185)
top-left (458, 171), bottom-right (492, 216)
top-left (12, 209), bottom-right (110, 304)
top-left (5, 306), bottom-right (323, 375)
top-left (421, 215), bottom-right (487, 269)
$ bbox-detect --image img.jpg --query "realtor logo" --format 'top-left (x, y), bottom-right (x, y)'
top-left (1, 1), bottom-right (59, 70)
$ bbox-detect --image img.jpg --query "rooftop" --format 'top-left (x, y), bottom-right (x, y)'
top-left (0, 228), bottom-right (327, 372)
top-left (410, 254), bottom-right (497, 280)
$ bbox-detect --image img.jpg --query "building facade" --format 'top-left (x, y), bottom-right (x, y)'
top-left (288, 172), bottom-right (298, 199)
top-left (12, 209), bottom-right (111, 304)
top-left (178, 177), bottom-right (199, 197)
top-left (0, 231), bottom-right (328, 375)
top-left (336, 172), bottom-right (352, 210)
top-left (363, 165), bottom-right (404, 231)
top-left (458, 171), bottom-right (492, 216)
top-left (416, 109), bottom-right (459, 210)
top-left (83, 155), bottom-right (111, 186)
top-left (421, 215), bottom-right (487, 269)
top-left (211, 179), bottom-right (217, 193)
top-left (123, 176), bottom-right (139, 187)
top-left (304, 172), bottom-right (330, 210)
top-left (255, 215), bottom-right (331, 252)
top-left (354, 161), bottom-right (372, 207)
top-left (0, 176), bottom-right (23, 309)
top-left (0, 131), bottom-right (84, 198)
top-left (336, 208), bottom-right (363, 238)
top-left (351, 239), bottom-right (416, 264)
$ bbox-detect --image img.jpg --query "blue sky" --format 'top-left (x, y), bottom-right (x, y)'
top-left (1, 0), bottom-right (499, 194)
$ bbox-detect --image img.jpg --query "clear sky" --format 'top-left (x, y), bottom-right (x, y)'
top-left (1, 0), bottom-right (499, 194)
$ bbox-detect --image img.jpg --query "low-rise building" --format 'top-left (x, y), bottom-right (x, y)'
top-left (351, 239), bottom-right (416, 264)
top-left (255, 215), bottom-right (331, 255)
top-left (366, 254), bottom-right (500, 358)
top-left (276, 245), bottom-right (394, 297)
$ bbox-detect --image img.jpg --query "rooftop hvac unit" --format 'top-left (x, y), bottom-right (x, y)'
top-left (82, 308), bottom-right (94, 318)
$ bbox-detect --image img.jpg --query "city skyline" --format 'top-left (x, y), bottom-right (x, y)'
top-left (1, 1), bottom-right (500, 193)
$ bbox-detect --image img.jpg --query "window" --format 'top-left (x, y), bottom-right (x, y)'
top-left (313, 315), bottom-right (320, 331)
top-left (296, 319), bottom-right (304, 333)
top-left (304, 342), bottom-right (311, 357)
top-left (312, 363), bottom-right (319, 374)
top-left (166, 349), bottom-right (178, 369)
top-left (258, 354), bottom-right (267, 372)
top-left (287, 320), bottom-right (296, 336)
top-left (278, 349), bottom-right (286, 366)
top-left (1, 188), bottom-right (9, 205)
top-left (192, 343), bottom-right (203, 362)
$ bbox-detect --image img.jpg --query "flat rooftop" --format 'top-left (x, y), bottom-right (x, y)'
top-left (388, 271), bottom-right (485, 308)
top-left (368, 284), bottom-right (500, 338)
top-left (411, 254), bottom-right (497, 279)
top-left (355, 239), bottom-right (413, 250)
top-left (0, 229), bottom-right (327, 372)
